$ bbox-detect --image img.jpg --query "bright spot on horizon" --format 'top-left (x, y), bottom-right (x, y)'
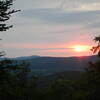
top-left (74, 45), bottom-right (89, 52)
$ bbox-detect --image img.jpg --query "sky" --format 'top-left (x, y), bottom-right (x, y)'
top-left (1, 0), bottom-right (100, 57)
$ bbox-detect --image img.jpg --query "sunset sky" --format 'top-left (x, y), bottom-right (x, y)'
top-left (1, 0), bottom-right (100, 57)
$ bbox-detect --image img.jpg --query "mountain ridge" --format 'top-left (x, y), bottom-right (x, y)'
top-left (1, 55), bottom-right (99, 76)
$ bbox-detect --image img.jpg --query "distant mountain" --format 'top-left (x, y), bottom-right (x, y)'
top-left (10, 55), bottom-right (40, 60)
top-left (1, 55), bottom-right (99, 76)
top-left (23, 55), bottom-right (99, 76)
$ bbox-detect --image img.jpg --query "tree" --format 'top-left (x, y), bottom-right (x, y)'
top-left (74, 36), bottom-right (100, 100)
top-left (91, 36), bottom-right (100, 57)
top-left (0, 0), bottom-right (20, 83)
top-left (45, 79), bottom-right (74, 100)
top-left (0, 59), bottom-right (38, 100)
top-left (0, 0), bottom-right (20, 31)
top-left (0, 0), bottom-right (20, 56)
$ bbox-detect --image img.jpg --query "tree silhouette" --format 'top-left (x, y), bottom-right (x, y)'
top-left (0, 0), bottom-right (20, 31)
top-left (91, 36), bottom-right (100, 57)
top-left (0, 0), bottom-right (20, 56)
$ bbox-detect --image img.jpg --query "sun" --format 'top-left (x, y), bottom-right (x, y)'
top-left (74, 45), bottom-right (88, 52)
top-left (75, 46), bottom-right (83, 52)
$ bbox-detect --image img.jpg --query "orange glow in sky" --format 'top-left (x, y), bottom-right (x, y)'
top-left (73, 45), bottom-right (89, 52)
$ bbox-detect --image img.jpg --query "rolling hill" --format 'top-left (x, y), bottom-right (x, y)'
top-left (14, 55), bottom-right (99, 76)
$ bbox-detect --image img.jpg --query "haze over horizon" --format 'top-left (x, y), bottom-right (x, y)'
top-left (1, 0), bottom-right (100, 57)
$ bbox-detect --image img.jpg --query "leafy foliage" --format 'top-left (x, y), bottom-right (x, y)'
top-left (0, 0), bottom-right (20, 31)
top-left (0, 59), bottom-right (37, 100)
top-left (91, 36), bottom-right (100, 57)
top-left (47, 79), bottom-right (74, 100)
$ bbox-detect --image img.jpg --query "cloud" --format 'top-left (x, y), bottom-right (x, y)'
top-left (14, 0), bottom-right (100, 11)
top-left (19, 8), bottom-right (100, 26)
top-left (14, 0), bottom-right (59, 10)
top-left (58, 0), bottom-right (100, 11)
top-left (3, 0), bottom-right (100, 57)
top-left (85, 22), bottom-right (100, 29)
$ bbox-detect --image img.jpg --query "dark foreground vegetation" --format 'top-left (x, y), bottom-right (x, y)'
top-left (0, 57), bottom-right (100, 100)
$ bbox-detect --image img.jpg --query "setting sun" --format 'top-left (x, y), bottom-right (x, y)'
top-left (74, 45), bottom-right (89, 52)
